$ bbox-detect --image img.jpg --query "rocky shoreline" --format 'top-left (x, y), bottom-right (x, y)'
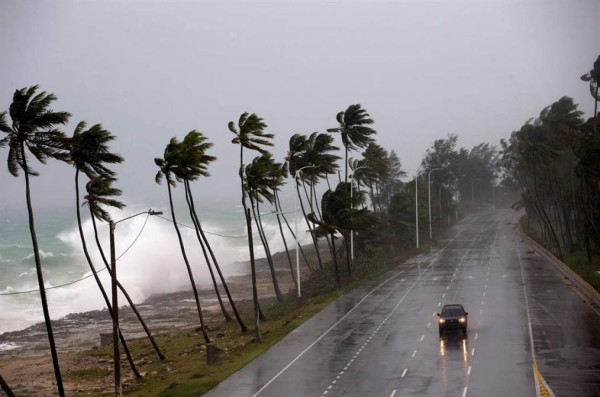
top-left (0, 245), bottom-right (322, 395)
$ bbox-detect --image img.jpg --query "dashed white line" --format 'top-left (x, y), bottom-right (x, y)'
top-left (432, 311), bottom-right (437, 317)
top-left (471, 348), bottom-right (475, 356)
top-left (411, 350), bottom-right (417, 358)
top-left (463, 386), bottom-right (468, 397)
top-left (467, 365), bottom-right (472, 375)
top-left (442, 293), bottom-right (446, 298)
top-left (420, 334), bottom-right (425, 342)
top-left (427, 322), bottom-right (431, 328)
top-left (390, 390), bottom-right (397, 397)
top-left (437, 302), bottom-right (441, 307)
top-left (474, 333), bottom-right (478, 340)
top-left (401, 368), bottom-right (408, 378)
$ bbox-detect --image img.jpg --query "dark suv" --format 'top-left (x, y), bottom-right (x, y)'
top-left (438, 304), bottom-right (468, 335)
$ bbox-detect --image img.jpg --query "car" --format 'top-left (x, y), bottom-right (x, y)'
top-left (438, 304), bottom-right (468, 335)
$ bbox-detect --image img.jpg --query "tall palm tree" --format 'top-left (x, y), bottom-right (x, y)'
top-left (155, 139), bottom-right (211, 344)
top-left (228, 112), bottom-right (273, 342)
top-left (581, 54), bottom-right (600, 134)
top-left (0, 85), bottom-right (70, 396)
top-left (245, 154), bottom-right (284, 301)
top-left (67, 122), bottom-right (143, 376)
top-left (327, 104), bottom-right (376, 184)
top-left (0, 373), bottom-right (15, 397)
top-left (173, 131), bottom-right (247, 332)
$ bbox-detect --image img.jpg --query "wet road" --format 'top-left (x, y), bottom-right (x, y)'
top-left (205, 209), bottom-right (600, 397)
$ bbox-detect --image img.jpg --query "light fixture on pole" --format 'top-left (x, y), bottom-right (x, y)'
top-left (350, 166), bottom-right (368, 261)
top-left (110, 209), bottom-right (162, 396)
top-left (428, 168), bottom-right (442, 240)
top-left (294, 166), bottom-right (315, 298)
top-left (415, 168), bottom-right (422, 249)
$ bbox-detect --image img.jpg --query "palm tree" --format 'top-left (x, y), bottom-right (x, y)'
top-left (327, 104), bottom-right (376, 184)
top-left (0, 374), bottom-right (15, 397)
top-left (581, 54), bottom-right (600, 134)
top-left (0, 85), bottom-right (70, 396)
top-left (228, 112), bottom-right (274, 342)
top-left (245, 154), bottom-right (284, 301)
top-left (155, 139), bottom-right (211, 344)
top-left (67, 122), bottom-right (144, 376)
top-left (173, 131), bottom-right (247, 332)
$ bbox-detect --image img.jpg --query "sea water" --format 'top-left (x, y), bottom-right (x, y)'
top-left (0, 201), bottom-right (308, 336)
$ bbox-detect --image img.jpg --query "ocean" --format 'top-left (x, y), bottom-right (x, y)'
top-left (0, 200), bottom-right (309, 337)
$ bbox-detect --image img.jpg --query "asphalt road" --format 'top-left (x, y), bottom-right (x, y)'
top-left (204, 209), bottom-right (600, 397)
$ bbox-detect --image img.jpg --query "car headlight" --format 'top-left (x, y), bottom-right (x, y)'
top-left (459, 317), bottom-right (466, 323)
top-left (439, 318), bottom-right (445, 324)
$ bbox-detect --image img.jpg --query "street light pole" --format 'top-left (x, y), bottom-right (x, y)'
top-left (350, 166), bottom-right (368, 261)
top-left (415, 169), bottom-right (421, 249)
top-left (294, 166), bottom-right (315, 298)
top-left (428, 168), bottom-right (442, 240)
top-left (110, 209), bottom-right (162, 396)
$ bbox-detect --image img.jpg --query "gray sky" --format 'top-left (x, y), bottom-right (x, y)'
top-left (1, 0), bottom-right (598, 213)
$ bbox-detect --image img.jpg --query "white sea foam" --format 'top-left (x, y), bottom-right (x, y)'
top-left (0, 342), bottom-right (21, 351)
top-left (0, 204), bottom-right (312, 335)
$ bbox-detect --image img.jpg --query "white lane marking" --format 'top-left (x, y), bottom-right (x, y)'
top-left (482, 300), bottom-right (485, 305)
top-left (390, 390), bottom-right (397, 397)
top-left (251, 261), bottom-right (422, 396)
top-left (401, 368), bottom-right (408, 378)
top-left (483, 292), bottom-right (486, 297)
top-left (420, 334), bottom-right (425, 342)
top-left (411, 350), bottom-right (417, 358)
top-left (467, 366), bottom-right (472, 375)
top-left (437, 302), bottom-right (441, 307)
top-left (427, 322), bottom-right (431, 328)
top-left (471, 348), bottom-right (475, 356)
top-left (475, 333), bottom-right (478, 340)
top-left (446, 285), bottom-right (450, 290)
top-left (332, 380), bottom-right (337, 384)
top-left (323, 391), bottom-right (328, 395)
top-left (463, 387), bottom-right (468, 397)
top-left (432, 311), bottom-right (437, 317)
top-left (442, 293), bottom-right (446, 298)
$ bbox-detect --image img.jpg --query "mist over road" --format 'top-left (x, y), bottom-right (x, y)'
top-left (205, 209), bottom-right (600, 397)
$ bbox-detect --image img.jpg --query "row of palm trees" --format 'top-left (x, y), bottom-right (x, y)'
top-left (499, 55), bottom-right (600, 262)
top-left (0, 82), bottom-right (402, 394)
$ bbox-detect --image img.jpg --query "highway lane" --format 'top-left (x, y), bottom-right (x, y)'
top-left (204, 209), bottom-right (600, 397)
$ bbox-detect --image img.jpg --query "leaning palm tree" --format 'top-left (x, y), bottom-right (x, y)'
top-left (327, 104), bottom-right (376, 184)
top-left (85, 176), bottom-right (166, 361)
top-left (0, 373), bottom-right (15, 397)
top-left (67, 122), bottom-right (143, 376)
top-left (0, 86), bottom-right (70, 397)
top-left (581, 54), bottom-right (600, 134)
top-left (173, 130), bottom-right (247, 332)
top-left (245, 154), bottom-right (284, 301)
top-left (155, 139), bottom-right (211, 344)
top-left (228, 112), bottom-right (274, 342)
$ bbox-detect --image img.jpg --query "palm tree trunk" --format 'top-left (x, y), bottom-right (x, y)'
top-left (331, 231), bottom-right (340, 286)
top-left (21, 143), bottom-right (65, 397)
top-left (344, 147), bottom-right (348, 185)
top-left (296, 182), bottom-right (324, 270)
top-left (0, 374), bottom-right (15, 397)
top-left (167, 183), bottom-right (210, 344)
top-left (89, 209), bottom-right (165, 360)
top-left (344, 231), bottom-right (352, 277)
top-left (309, 179), bottom-right (334, 257)
top-left (184, 181), bottom-right (231, 322)
top-left (186, 181), bottom-right (247, 332)
top-left (246, 208), bottom-right (261, 342)
top-left (273, 189), bottom-right (297, 287)
top-left (251, 196), bottom-right (283, 301)
top-left (75, 171), bottom-right (142, 378)
top-left (275, 191), bottom-right (312, 271)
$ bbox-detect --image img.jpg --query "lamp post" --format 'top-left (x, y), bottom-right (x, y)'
top-left (415, 168), bottom-right (422, 249)
top-left (110, 209), bottom-right (162, 396)
top-left (294, 166), bottom-right (315, 298)
top-left (428, 168), bottom-right (442, 240)
top-left (350, 166), bottom-right (368, 261)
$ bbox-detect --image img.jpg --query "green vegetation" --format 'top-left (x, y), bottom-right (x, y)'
top-left (521, 217), bottom-right (600, 292)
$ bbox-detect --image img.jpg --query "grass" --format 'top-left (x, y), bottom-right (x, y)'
top-left (520, 217), bottom-right (600, 292)
top-left (66, 244), bottom-right (422, 396)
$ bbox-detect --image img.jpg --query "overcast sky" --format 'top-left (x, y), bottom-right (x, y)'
top-left (1, 0), bottom-right (598, 214)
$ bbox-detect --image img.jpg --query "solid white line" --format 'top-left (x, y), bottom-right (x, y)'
top-left (390, 390), bottom-right (397, 397)
top-left (401, 368), bottom-right (408, 378)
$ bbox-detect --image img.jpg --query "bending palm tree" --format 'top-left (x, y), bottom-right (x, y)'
top-left (155, 139), bottom-right (211, 344)
top-left (327, 104), bottom-right (376, 184)
top-left (85, 177), bottom-right (166, 361)
top-left (0, 86), bottom-right (70, 397)
top-left (228, 112), bottom-right (274, 342)
top-left (174, 130), bottom-right (247, 332)
top-left (68, 122), bottom-right (142, 376)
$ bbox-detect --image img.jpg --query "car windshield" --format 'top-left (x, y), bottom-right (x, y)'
top-left (442, 307), bottom-right (464, 316)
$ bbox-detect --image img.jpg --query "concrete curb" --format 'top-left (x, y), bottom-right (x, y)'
top-left (519, 226), bottom-right (600, 312)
